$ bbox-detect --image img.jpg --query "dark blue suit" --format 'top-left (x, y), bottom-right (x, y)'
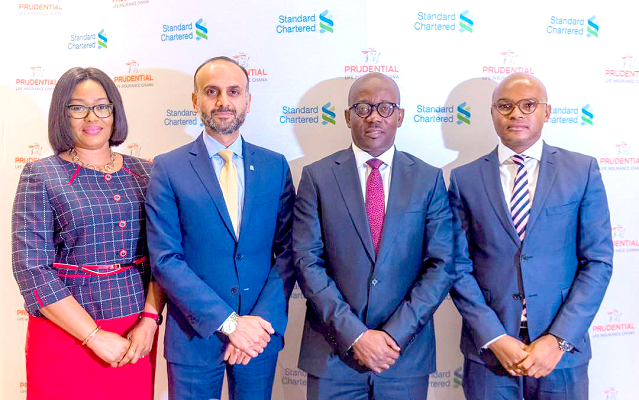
top-left (293, 147), bottom-right (454, 396)
top-left (449, 142), bottom-right (613, 398)
top-left (145, 134), bottom-right (295, 399)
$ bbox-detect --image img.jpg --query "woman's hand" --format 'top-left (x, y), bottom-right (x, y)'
top-left (117, 317), bottom-right (158, 366)
top-left (86, 329), bottom-right (131, 367)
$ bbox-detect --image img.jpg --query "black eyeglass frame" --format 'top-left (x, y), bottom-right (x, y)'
top-left (67, 103), bottom-right (114, 119)
top-left (349, 102), bottom-right (400, 118)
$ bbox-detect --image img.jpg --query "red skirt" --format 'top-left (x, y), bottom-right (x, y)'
top-left (26, 314), bottom-right (157, 400)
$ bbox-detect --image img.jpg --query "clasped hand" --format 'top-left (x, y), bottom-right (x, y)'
top-left (352, 329), bottom-right (401, 374)
top-left (87, 317), bottom-right (158, 368)
top-left (224, 316), bottom-right (275, 365)
top-left (489, 334), bottom-right (565, 378)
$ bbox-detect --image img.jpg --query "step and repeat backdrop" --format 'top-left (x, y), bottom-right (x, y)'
top-left (0, 0), bottom-right (637, 399)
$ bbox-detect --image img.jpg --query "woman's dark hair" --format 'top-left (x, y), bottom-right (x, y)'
top-left (48, 67), bottom-right (127, 153)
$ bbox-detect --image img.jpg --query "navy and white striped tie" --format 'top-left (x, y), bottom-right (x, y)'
top-left (510, 154), bottom-right (531, 242)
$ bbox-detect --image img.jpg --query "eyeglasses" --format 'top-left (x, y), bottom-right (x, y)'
top-left (349, 102), bottom-right (399, 118)
top-left (492, 99), bottom-right (547, 116)
top-left (67, 103), bottom-right (114, 119)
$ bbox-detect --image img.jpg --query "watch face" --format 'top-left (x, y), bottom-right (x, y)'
top-left (223, 318), bottom-right (237, 334)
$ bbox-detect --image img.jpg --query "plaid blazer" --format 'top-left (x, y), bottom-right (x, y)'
top-left (12, 154), bottom-right (152, 320)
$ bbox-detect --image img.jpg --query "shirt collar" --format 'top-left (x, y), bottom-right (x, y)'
top-left (498, 138), bottom-right (543, 165)
top-left (352, 143), bottom-right (395, 168)
top-left (203, 132), bottom-right (244, 159)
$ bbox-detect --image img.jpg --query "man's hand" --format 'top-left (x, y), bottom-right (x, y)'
top-left (352, 330), bottom-right (401, 373)
top-left (227, 316), bottom-right (274, 358)
top-left (517, 334), bottom-right (565, 378)
top-left (488, 335), bottom-right (529, 376)
top-left (224, 343), bottom-right (252, 365)
top-left (86, 329), bottom-right (131, 368)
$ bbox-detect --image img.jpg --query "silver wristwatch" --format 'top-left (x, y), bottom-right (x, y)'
top-left (221, 312), bottom-right (239, 336)
top-left (554, 335), bottom-right (574, 352)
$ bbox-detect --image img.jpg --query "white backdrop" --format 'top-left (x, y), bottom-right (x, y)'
top-left (1, 1), bottom-right (637, 399)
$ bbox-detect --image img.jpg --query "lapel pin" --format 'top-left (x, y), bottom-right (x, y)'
top-left (250, 165), bottom-right (254, 171)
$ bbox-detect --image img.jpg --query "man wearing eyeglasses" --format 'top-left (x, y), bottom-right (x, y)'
top-left (293, 72), bottom-right (454, 399)
top-left (449, 72), bottom-right (613, 400)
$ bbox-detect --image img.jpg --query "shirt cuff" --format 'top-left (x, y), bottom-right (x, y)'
top-left (348, 331), bottom-right (366, 351)
top-left (217, 312), bottom-right (237, 332)
top-left (482, 333), bottom-right (507, 349)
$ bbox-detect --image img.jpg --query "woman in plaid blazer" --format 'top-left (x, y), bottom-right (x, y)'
top-left (12, 67), bottom-right (165, 400)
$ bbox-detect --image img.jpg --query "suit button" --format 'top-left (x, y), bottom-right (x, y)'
top-left (371, 279), bottom-right (379, 286)
top-left (512, 293), bottom-right (523, 300)
top-left (236, 254), bottom-right (243, 260)
top-left (231, 287), bottom-right (238, 294)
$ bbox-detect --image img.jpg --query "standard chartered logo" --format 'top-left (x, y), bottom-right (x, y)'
top-left (319, 10), bottom-right (333, 33)
top-left (195, 18), bottom-right (208, 40)
top-left (453, 367), bottom-right (463, 388)
top-left (321, 102), bottom-right (336, 125)
top-left (456, 102), bottom-right (471, 124)
top-left (587, 16), bottom-right (599, 38)
top-left (98, 29), bottom-right (107, 49)
top-left (581, 104), bottom-right (594, 125)
top-left (459, 10), bottom-right (473, 33)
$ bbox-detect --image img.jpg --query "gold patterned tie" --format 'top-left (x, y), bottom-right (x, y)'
top-left (218, 149), bottom-right (239, 237)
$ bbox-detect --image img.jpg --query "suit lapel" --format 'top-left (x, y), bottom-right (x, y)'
top-left (525, 142), bottom-right (557, 237)
top-left (239, 141), bottom-right (259, 241)
top-left (188, 134), bottom-right (237, 240)
top-left (332, 149), bottom-right (376, 261)
top-left (480, 148), bottom-right (521, 246)
top-left (376, 150), bottom-right (412, 265)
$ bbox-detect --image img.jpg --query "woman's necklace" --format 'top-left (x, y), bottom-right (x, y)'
top-left (69, 148), bottom-right (117, 173)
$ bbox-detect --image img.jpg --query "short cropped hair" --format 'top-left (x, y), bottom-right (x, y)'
top-left (48, 67), bottom-right (127, 153)
top-left (193, 56), bottom-right (250, 93)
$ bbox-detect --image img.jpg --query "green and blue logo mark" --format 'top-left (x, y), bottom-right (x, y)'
top-left (322, 102), bottom-right (336, 125)
top-left (98, 29), bottom-right (107, 49)
top-left (581, 104), bottom-right (594, 125)
top-left (319, 10), bottom-right (333, 33)
top-left (459, 10), bottom-right (473, 33)
top-left (195, 18), bottom-right (208, 40)
top-left (587, 16), bottom-right (598, 38)
top-left (457, 102), bottom-right (471, 124)
top-left (453, 367), bottom-right (463, 388)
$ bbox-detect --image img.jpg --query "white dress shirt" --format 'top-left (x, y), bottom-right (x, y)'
top-left (352, 143), bottom-right (395, 210)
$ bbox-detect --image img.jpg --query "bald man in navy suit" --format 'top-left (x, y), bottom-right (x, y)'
top-left (449, 73), bottom-right (613, 400)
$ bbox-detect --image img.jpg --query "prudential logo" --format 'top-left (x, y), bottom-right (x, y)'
top-left (587, 16), bottom-right (599, 38)
top-left (319, 10), bottom-right (333, 33)
top-left (98, 29), bottom-right (107, 49)
top-left (195, 18), bottom-right (208, 40)
top-left (459, 10), bottom-right (473, 33)
top-left (581, 104), bottom-right (594, 126)
top-left (321, 102), bottom-right (336, 125)
top-left (456, 102), bottom-right (471, 124)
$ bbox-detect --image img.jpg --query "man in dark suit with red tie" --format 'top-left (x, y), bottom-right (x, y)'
top-left (293, 72), bottom-right (454, 399)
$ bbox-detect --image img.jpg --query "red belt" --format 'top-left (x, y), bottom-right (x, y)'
top-left (52, 256), bottom-right (146, 277)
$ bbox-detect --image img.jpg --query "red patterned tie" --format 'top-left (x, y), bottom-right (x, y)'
top-left (366, 159), bottom-right (385, 255)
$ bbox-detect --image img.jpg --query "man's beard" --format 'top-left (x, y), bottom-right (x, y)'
top-left (201, 107), bottom-right (247, 135)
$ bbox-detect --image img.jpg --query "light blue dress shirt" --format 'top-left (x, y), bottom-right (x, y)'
top-left (202, 132), bottom-right (245, 232)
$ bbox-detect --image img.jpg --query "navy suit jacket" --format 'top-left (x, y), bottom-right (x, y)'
top-left (449, 142), bottom-right (613, 369)
top-left (145, 134), bottom-right (295, 366)
top-left (293, 147), bottom-right (454, 379)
